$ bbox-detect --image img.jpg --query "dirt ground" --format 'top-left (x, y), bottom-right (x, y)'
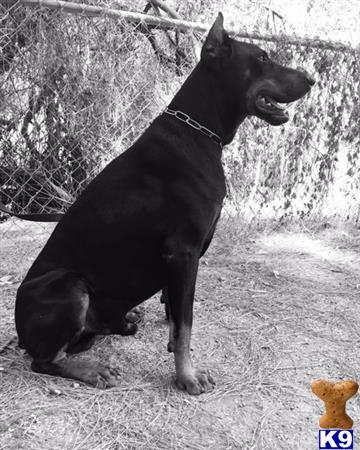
top-left (0, 218), bottom-right (360, 450)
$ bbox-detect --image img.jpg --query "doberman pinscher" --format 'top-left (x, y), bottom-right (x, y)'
top-left (15, 13), bottom-right (314, 394)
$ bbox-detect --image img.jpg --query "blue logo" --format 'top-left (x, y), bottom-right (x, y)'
top-left (318, 430), bottom-right (353, 449)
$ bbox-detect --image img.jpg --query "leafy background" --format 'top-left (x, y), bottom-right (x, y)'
top-left (0, 0), bottom-right (359, 224)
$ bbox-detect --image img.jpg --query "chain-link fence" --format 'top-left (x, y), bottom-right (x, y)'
top-left (0, 1), bottom-right (359, 249)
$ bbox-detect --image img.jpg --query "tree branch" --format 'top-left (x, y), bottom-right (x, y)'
top-left (148, 0), bottom-right (181, 20)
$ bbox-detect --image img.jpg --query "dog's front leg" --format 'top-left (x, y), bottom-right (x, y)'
top-left (163, 241), bottom-right (215, 395)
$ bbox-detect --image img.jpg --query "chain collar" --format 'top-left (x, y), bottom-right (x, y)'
top-left (164, 107), bottom-right (223, 148)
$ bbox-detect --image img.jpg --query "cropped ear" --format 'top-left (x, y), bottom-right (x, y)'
top-left (201, 13), bottom-right (231, 62)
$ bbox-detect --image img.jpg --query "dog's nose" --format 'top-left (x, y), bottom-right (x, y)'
top-left (297, 67), bottom-right (315, 86)
top-left (300, 69), bottom-right (315, 86)
top-left (305, 73), bottom-right (316, 86)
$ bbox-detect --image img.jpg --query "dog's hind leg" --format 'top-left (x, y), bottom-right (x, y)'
top-left (66, 331), bottom-right (97, 354)
top-left (16, 270), bottom-right (118, 387)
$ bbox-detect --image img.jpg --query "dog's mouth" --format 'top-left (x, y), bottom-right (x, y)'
top-left (254, 94), bottom-right (289, 125)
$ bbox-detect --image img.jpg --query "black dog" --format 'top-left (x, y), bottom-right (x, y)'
top-left (15, 13), bottom-right (314, 394)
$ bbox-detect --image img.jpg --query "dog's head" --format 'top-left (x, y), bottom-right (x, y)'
top-left (201, 13), bottom-right (315, 126)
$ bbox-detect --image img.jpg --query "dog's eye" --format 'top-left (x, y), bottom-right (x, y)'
top-left (258, 54), bottom-right (268, 63)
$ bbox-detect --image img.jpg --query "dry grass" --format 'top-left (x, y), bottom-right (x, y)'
top-left (1, 217), bottom-right (360, 449)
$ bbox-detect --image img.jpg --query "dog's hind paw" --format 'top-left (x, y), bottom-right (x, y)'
top-left (31, 359), bottom-right (120, 389)
top-left (176, 369), bottom-right (215, 395)
top-left (78, 362), bottom-right (120, 388)
top-left (119, 320), bottom-right (138, 335)
top-left (125, 306), bottom-right (144, 324)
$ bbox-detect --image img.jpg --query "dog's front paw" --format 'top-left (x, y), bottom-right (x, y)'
top-left (176, 369), bottom-right (215, 395)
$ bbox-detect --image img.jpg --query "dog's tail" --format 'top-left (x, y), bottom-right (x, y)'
top-left (0, 201), bottom-right (64, 222)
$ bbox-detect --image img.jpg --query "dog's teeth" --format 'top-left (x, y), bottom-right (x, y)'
top-left (258, 96), bottom-right (285, 112)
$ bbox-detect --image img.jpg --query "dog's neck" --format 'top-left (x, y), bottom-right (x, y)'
top-left (169, 62), bottom-right (247, 146)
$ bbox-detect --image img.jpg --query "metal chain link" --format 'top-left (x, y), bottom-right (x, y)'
top-left (164, 107), bottom-right (223, 148)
